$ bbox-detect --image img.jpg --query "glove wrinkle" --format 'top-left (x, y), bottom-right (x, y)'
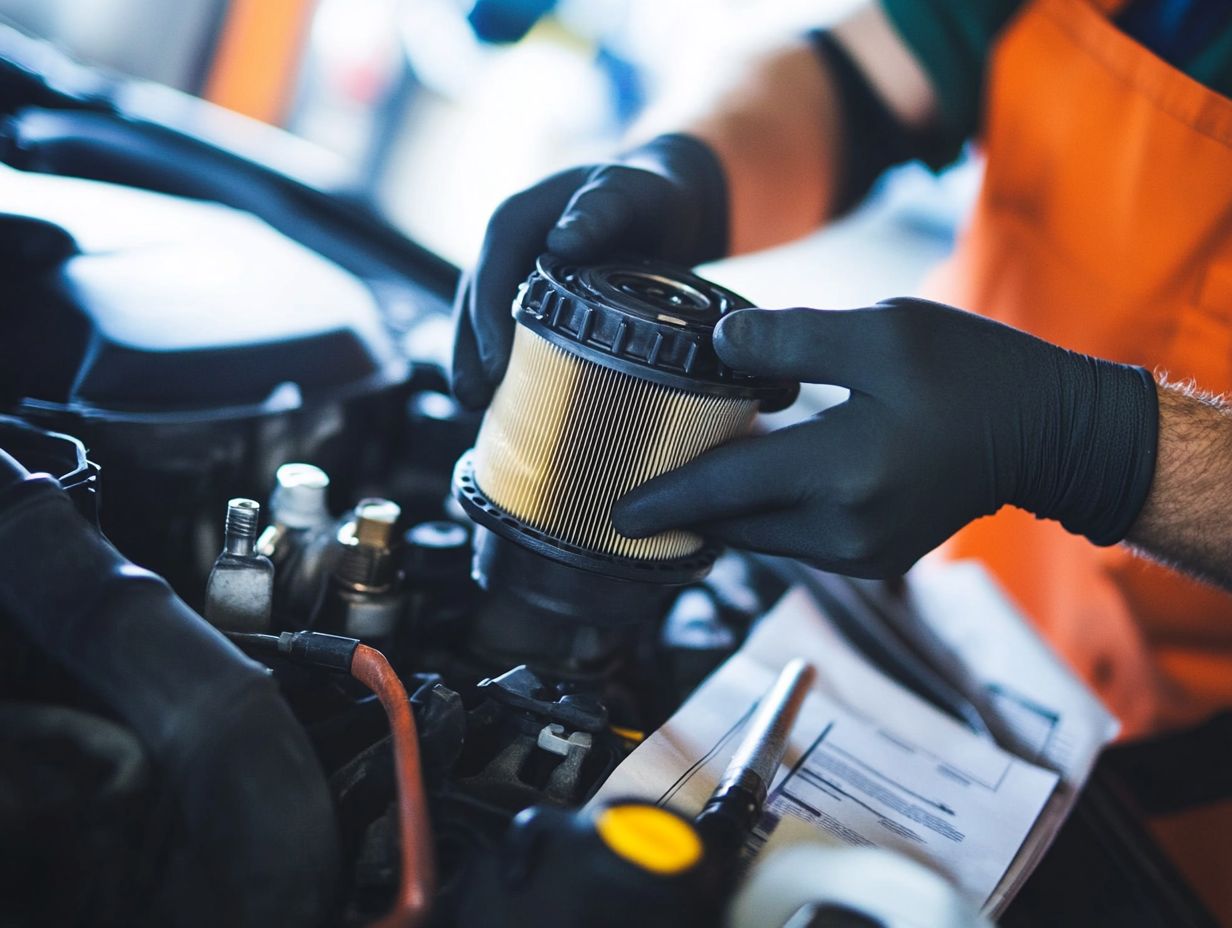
top-left (1012, 349), bottom-right (1158, 547)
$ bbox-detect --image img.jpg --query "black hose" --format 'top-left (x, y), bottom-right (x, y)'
top-left (0, 453), bottom-right (338, 927)
top-left (0, 448), bottom-right (25, 492)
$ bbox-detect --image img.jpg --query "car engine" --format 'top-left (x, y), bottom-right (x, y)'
top-left (0, 27), bottom-right (828, 928)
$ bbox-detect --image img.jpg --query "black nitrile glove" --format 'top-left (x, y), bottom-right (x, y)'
top-left (451, 133), bottom-right (728, 409)
top-left (613, 298), bottom-right (1159, 578)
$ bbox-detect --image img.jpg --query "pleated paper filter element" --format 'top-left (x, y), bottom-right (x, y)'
top-left (455, 256), bottom-right (796, 582)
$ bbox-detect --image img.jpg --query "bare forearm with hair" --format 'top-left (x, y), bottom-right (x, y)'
top-left (1126, 382), bottom-right (1232, 590)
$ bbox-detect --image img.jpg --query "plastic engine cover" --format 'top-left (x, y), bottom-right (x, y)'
top-left (0, 163), bottom-right (405, 414)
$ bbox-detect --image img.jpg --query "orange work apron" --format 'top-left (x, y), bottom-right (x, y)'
top-left (928, 0), bottom-right (1232, 739)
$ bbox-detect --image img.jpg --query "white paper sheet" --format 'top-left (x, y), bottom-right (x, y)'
top-left (903, 560), bottom-right (1119, 786)
top-left (900, 560), bottom-right (1120, 911)
top-left (592, 585), bottom-right (1061, 910)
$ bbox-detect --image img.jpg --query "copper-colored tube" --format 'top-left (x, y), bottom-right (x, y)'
top-left (350, 644), bottom-right (435, 928)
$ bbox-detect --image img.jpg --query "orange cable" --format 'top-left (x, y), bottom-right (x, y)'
top-left (350, 644), bottom-right (435, 928)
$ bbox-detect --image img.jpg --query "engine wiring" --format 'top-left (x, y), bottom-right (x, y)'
top-left (227, 631), bottom-right (436, 927)
top-left (350, 643), bottom-right (436, 928)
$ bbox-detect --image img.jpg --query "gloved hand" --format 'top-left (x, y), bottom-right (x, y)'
top-left (612, 298), bottom-right (1159, 578)
top-left (451, 133), bottom-right (729, 409)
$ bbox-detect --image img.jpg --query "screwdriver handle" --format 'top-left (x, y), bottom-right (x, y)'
top-left (695, 658), bottom-right (816, 854)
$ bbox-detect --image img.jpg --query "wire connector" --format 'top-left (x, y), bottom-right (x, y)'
top-left (228, 629), bottom-right (360, 672)
top-left (279, 630), bottom-right (361, 671)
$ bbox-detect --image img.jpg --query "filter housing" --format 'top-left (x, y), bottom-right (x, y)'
top-left (455, 255), bottom-right (796, 585)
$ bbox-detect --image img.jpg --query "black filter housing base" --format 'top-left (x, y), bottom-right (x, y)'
top-left (466, 528), bottom-right (677, 676)
top-left (470, 527), bottom-right (679, 627)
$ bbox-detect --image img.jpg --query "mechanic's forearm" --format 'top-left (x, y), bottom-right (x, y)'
top-left (639, 4), bottom-right (938, 255)
top-left (680, 40), bottom-right (842, 254)
top-left (1126, 382), bottom-right (1232, 590)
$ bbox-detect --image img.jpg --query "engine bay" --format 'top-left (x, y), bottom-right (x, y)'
top-left (0, 172), bottom-right (798, 925)
top-left (0, 30), bottom-right (799, 926)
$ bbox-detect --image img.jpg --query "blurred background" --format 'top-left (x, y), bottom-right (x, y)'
top-left (0, 0), bottom-right (975, 308)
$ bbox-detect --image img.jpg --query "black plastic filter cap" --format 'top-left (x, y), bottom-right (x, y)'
top-left (515, 255), bottom-right (798, 410)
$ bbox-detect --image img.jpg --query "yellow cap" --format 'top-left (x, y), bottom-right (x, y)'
top-left (595, 804), bottom-right (703, 876)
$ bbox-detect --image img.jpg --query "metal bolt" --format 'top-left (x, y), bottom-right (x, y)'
top-left (270, 463), bottom-right (330, 530)
top-left (354, 498), bottom-right (401, 548)
top-left (223, 498), bottom-right (260, 556)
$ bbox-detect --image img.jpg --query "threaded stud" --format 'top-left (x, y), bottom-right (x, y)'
top-left (224, 498), bottom-right (260, 555)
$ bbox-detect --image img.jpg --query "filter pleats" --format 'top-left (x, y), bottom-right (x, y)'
top-left (473, 326), bottom-right (758, 561)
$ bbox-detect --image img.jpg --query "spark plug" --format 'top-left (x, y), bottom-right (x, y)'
top-left (320, 498), bottom-right (406, 641)
top-left (258, 463), bottom-right (337, 621)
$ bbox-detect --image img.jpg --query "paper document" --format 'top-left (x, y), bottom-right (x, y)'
top-left (593, 585), bottom-right (1060, 910)
top-left (899, 560), bottom-right (1119, 910)
top-left (902, 560), bottom-right (1119, 785)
